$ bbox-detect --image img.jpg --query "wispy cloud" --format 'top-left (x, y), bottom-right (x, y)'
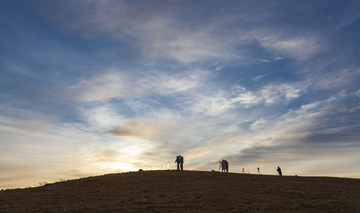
top-left (231, 83), bottom-right (306, 106)
top-left (259, 35), bottom-right (322, 60)
top-left (250, 118), bottom-right (268, 130)
top-left (66, 69), bottom-right (206, 101)
top-left (33, 1), bottom-right (328, 64)
top-left (312, 68), bottom-right (360, 90)
top-left (106, 120), bottom-right (167, 140)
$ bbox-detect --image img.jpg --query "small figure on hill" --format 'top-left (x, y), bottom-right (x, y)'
top-left (179, 155), bottom-right (184, 171)
top-left (225, 160), bottom-right (229, 172)
top-left (242, 168), bottom-right (244, 173)
top-left (221, 159), bottom-right (227, 172)
top-left (175, 155), bottom-right (181, 170)
top-left (277, 166), bottom-right (282, 176)
top-left (221, 159), bottom-right (225, 172)
top-left (257, 167), bottom-right (260, 174)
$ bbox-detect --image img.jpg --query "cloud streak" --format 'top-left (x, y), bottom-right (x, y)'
top-left (106, 121), bottom-right (167, 140)
top-left (65, 69), bottom-right (206, 101)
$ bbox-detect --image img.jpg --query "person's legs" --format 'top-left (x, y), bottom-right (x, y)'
top-left (180, 163), bottom-right (183, 171)
top-left (177, 163), bottom-right (180, 170)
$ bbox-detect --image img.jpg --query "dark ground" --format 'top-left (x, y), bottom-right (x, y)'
top-left (1, 170), bottom-right (360, 212)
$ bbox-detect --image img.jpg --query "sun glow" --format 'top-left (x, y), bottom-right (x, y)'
top-left (103, 161), bottom-right (137, 172)
top-left (122, 138), bottom-right (154, 155)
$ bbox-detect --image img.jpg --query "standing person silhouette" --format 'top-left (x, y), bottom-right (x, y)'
top-left (225, 160), bottom-right (229, 172)
top-left (277, 166), bottom-right (282, 176)
top-left (179, 155), bottom-right (184, 171)
top-left (175, 155), bottom-right (181, 170)
top-left (221, 159), bottom-right (226, 172)
top-left (257, 167), bottom-right (260, 174)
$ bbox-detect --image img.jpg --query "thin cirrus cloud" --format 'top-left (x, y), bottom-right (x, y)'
top-left (257, 35), bottom-right (322, 60)
top-left (66, 69), bottom-right (206, 102)
top-left (33, 0), bottom-right (324, 63)
top-left (207, 82), bottom-right (306, 110)
top-left (186, 82), bottom-right (306, 117)
top-left (106, 121), bottom-right (168, 141)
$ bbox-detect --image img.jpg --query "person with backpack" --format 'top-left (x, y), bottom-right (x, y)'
top-left (175, 155), bottom-right (181, 170)
top-left (179, 155), bottom-right (184, 171)
top-left (221, 159), bottom-right (226, 172)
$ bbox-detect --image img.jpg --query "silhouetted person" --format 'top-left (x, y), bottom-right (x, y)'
top-left (225, 160), bottom-right (229, 172)
top-left (175, 155), bottom-right (181, 170)
top-left (242, 168), bottom-right (244, 173)
top-left (257, 167), bottom-right (260, 174)
top-left (221, 159), bottom-right (226, 172)
top-left (277, 166), bottom-right (282, 176)
top-left (179, 155), bottom-right (184, 171)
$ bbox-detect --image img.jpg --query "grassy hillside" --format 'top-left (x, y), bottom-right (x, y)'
top-left (1, 170), bottom-right (360, 212)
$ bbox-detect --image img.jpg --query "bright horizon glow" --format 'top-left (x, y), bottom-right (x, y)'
top-left (100, 162), bottom-right (138, 172)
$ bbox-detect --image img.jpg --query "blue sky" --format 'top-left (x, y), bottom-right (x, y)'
top-left (1, 0), bottom-right (360, 189)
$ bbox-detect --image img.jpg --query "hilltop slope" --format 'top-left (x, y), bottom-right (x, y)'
top-left (1, 170), bottom-right (360, 212)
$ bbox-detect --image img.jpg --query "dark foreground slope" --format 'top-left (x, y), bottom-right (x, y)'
top-left (1, 170), bottom-right (360, 212)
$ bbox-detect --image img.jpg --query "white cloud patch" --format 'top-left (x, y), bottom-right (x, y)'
top-left (232, 83), bottom-right (305, 106)
top-left (67, 69), bottom-right (206, 101)
top-left (314, 68), bottom-right (360, 90)
top-left (189, 82), bottom-right (305, 117)
top-left (236, 29), bottom-right (323, 60)
top-left (348, 103), bottom-right (360, 113)
top-left (250, 118), bottom-right (268, 130)
top-left (80, 104), bottom-right (124, 130)
top-left (154, 30), bottom-right (238, 63)
top-left (356, 89), bottom-right (360, 96)
top-left (258, 59), bottom-right (269, 62)
top-left (262, 37), bottom-right (320, 60)
top-left (252, 74), bottom-right (267, 81)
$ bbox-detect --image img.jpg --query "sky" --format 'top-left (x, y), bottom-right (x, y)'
top-left (1, 0), bottom-right (360, 189)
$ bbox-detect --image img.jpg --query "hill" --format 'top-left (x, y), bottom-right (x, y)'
top-left (1, 170), bottom-right (360, 212)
